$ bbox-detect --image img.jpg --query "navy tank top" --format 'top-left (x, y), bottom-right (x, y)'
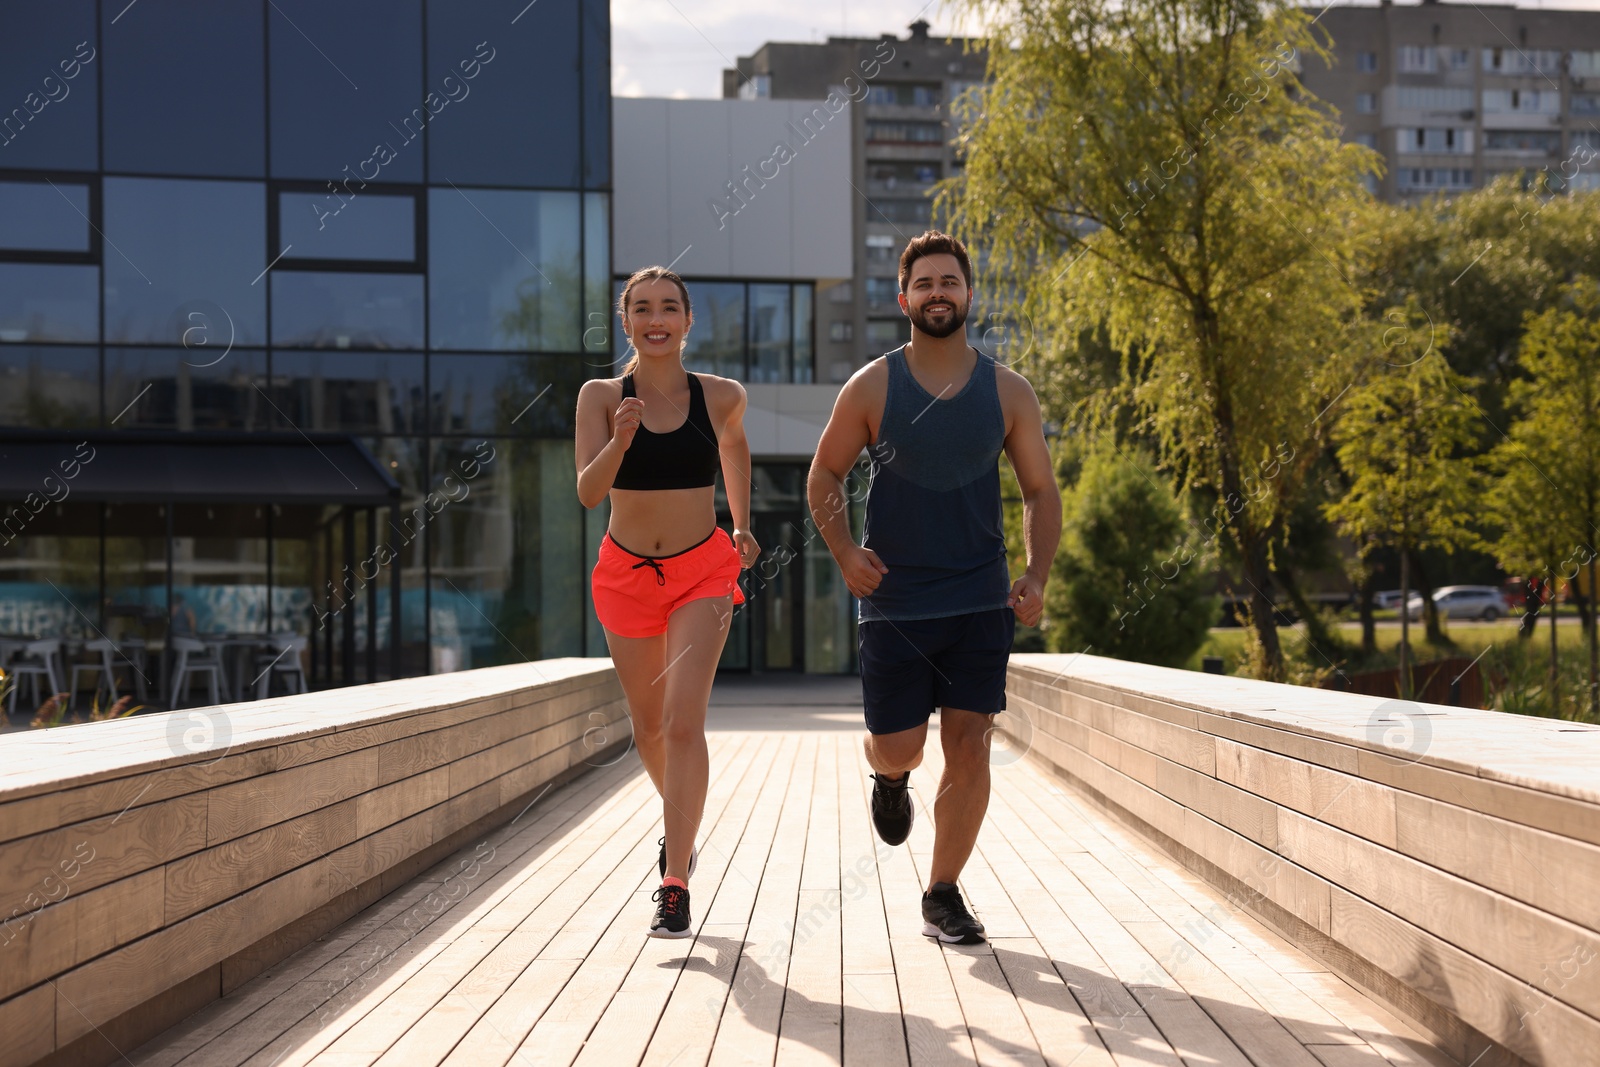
top-left (611, 372), bottom-right (720, 490)
top-left (859, 345), bottom-right (1011, 621)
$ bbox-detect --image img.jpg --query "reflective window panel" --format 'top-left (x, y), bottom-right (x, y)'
top-left (583, 192), bottom-right (611, 353)
top-left (793, 283), bottom-right (814, 384)
top-left (0, 345), bottom-right (98, 428)
top-left (268, 0), bottom-right (424, 182)
top-left (0, 263), bottom-right (98, 344)
top-left (102, 1), bottom-right (265, 176)
top-left (680, 282), bottom-right (745, 378)
top-left (278, 192), bottom-right (417, 263)
top-left (105, 347), bottom-right (270, 431)
top-left (268, 351), bottom-right (425, 434)
top-left (425, 0), bottom-right (580, 187)
top-left (271, 272), bottom-right (424, 350)
top-left (0, 3), bottom-right (98, 171)
top-left (748, 284), bottom-right (792, 383)
top-left (428, 437), bottom-right (583, 671)
top-left (582, 0), bottom-right (610, 186)
top-left (429, 353), bottom-right (590, 436)
top-left (0, 181), bottom-right (91, 253)
top-left (103, 178), bottom-right (266, 345)
top-left (428, 187), bottom-right (580, 351)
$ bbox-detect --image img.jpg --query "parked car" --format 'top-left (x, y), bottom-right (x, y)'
top-left (1374, 590), bottom-right (1407, 611)
top-left (1404, 585), bottom-right (1511, 622)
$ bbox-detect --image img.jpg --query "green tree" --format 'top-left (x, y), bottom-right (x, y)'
top-left (1046, 444), bottom-right (1218, 668)
top-left (1493, 281), bottom-right (1600, 717)
top-left (1324, 350), bottom-right (1483, 697)
top-left (944, 0), bottom-right (1379, 679)
top-left (1359, 179), bottom-right (1600, 426)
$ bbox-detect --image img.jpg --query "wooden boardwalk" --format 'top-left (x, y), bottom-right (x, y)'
top-left (126, 680), bottom-right (1456, 1067)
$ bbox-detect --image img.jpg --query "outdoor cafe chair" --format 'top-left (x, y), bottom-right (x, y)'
top-left (253, 634), bottom-right (309, 699)
top-left (6, 638), bottom-right (65, 715)
top-left (169, 636), bottom-right (227, 709)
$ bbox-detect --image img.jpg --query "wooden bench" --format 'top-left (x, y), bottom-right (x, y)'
top-left (1004, 653), bottom-right (1600, 1067)
top-left (0, 660), bottom-right (629, 1067)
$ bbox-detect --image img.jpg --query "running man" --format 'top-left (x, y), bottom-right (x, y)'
top-left (576, 266), bottom-right (760, 938)
top-left (806, 231), bottom-right (1062, 944)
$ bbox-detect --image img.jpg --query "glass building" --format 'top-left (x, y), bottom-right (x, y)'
top-left (0, 0), bottom-right (611, 700)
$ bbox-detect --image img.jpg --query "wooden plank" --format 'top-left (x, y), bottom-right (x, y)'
top-left (842, 971), bottom-right (910, 1067)
top-left (217, 759), bottom-right (656, 1067)
top-left (980, 788), bottom-right (1182, 1067)
top-left (942, 945), bottom-right (1048, 1067)
top-left (838, 735), bottom-right (894, 978)
top-left (1, 866), bottom-right (165, 1002)
top-left (707, 735), bottom-right (820, 1067)
top-left (1282, 972), bottom-right (1462, 1067)
top-left (989, 939), bottom-right (1116, 1067)
top-left (307, 734), bottom-right (736, 1067)
top-left (776, 889), bottom-right (844, 1066)
top-left (537, 732), bottom-right (776, 1067)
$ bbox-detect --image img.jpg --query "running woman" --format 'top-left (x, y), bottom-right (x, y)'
top-left (807, 231), bottom-right (1061, 944)
top-left (576, 265), bottom-right (760, 938)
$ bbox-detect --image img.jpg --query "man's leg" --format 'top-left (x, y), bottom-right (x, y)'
top-left (863, 723), bottom-right (927, 778)
top-left (928, 708), bottom-right (993, 886)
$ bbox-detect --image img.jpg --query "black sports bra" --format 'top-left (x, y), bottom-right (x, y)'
top-left (611, 372), bottom-right (720, 490)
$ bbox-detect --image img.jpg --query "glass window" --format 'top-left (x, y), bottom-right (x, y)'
top-left (1356, 52), bottom-right (1378, 73)
top-left (865, 121), bottom-right (945, 144)
top-left (428, 437), bottom-right (584, 670)
top-left (268, 0), bottom-right (423, 182)
top-left (0, 263), bottom-right (98, 343)
top-left (279, 192), bottom-right (418, 263)
top-left (865, 319), bottom-right (910, 347)
top-left (267, 351), bottom-right (424, 434)
top-left (865, 277), bottom-right (900, 308)
top-left (0, 182), bottom-right (91, 253)
top-left (681, 282), bottom-right (746, 378)
top-left (102, 2), bottom-right (264, 176)
top-left (1449, 49), bottom-right (1472, 71)
top-left (0, 3), bottom-right (98, 171)
top-left (583, 192), bottom-right (611, 354)
top-left (582, 0), bottom-right (610, 186)
top-left (430, 353), bottom-right (589, 436)
top-left (429, 187), bottom-right (581, 351)
top-left (105, 348), bottom-right (270, 431)
top-left (0, 345), bottom-right (98, 428)
top-left (103, 178), bottom-right (266, 345)
top-left (271, 272), bottom-right (424, 349)
top-left (793, 284), bottom-right (813, 384)
top-left (1355, 93), bottom-right (1377, 114)
top-left (748, 284), bottom-right (792, 384)
top-left (427, 0), bottom-right (580, 187)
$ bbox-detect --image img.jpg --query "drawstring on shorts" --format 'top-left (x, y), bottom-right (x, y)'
top-left (631, 558), bottom-right (666, 585)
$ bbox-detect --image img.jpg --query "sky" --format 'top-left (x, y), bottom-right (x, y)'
top-left (611, 0), bottom-right (1600, 99)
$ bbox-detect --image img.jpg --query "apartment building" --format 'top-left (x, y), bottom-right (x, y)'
top-left (723, 20), bottom-right (987, 378)
top-left (1298, 0), bottom-right (1600, 200)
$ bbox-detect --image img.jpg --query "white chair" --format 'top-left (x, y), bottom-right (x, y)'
top-left (253, 634), bottom-right (309, 699)
top-left (6, 639), bottom-right (64, 714)
top-left (169, 636), bottom-right (227, 708)
top-left (69, 637), bottom-right (121, 711)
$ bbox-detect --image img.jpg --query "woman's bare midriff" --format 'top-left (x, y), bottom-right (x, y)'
top-left (608, 485), bottom-right (720, 556)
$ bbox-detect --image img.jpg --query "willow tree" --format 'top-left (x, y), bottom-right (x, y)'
top-left (943, 0), bottom-right (1379, 679)
top-left (1496, 282), bottom-right (1600, 718)
top-left (1324, 351), bottom-right (1483, 698)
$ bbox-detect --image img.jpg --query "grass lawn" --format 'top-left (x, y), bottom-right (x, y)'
top-left (1186, 618), bottom-right (1593, 676)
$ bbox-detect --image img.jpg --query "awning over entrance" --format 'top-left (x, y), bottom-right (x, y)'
top-left (0, 431), bottom-right (399, 506)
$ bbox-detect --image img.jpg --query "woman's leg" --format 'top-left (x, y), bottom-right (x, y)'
top-left (603, 629), bottom-right (668, 796)
top-left (659, 594), bottom-right (734, 882)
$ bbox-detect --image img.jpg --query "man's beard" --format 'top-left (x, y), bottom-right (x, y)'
top-left (907, 297), bottom-right (968, 339)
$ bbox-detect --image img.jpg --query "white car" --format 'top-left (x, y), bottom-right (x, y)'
top-left (1404, 585), bottom-right (1510, 622)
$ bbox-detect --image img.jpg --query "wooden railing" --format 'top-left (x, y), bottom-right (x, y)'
top-left (1004, 653), bottom-right (1600, 1067)
top-left (0, 660), bottom-right (629, 1067)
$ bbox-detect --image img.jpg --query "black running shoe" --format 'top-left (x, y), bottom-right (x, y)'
top-left (649, 883), bottom-right (693, 939)
top-left (869, 771), bottom-right (914, 846)
top-left (921, 882), bottom-right (985, 944)
top-left (657, 837), bottom-right (698, 880)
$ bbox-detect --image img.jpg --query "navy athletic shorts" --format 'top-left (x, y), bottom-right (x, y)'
top-left (857, 608), bottom-right (1015, 735)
